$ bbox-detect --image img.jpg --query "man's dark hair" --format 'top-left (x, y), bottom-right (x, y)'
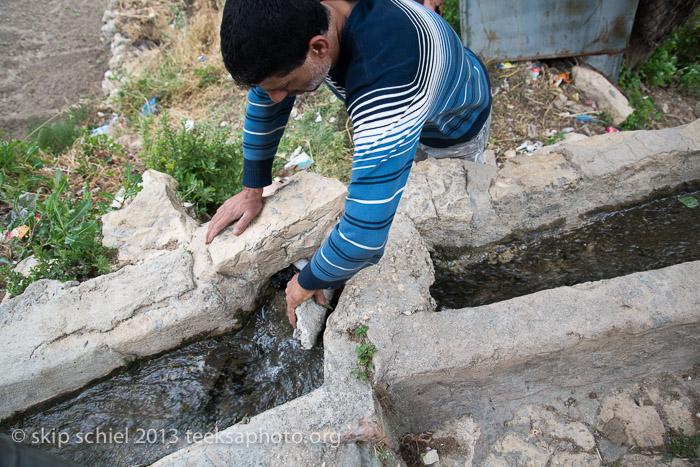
top-left (220, 0), bottom-right (330, 87)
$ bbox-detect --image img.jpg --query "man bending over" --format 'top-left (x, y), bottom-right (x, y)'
top-left (206, 0), bottom-right (491, 327)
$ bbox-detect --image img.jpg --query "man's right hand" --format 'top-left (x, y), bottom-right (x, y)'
top-left (205, 187), bottom-right (263, 244)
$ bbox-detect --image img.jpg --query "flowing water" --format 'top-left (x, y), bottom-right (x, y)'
top-left (0, 287), bottom-right (324, 466)
top-left (431, 189), bottom-right (700, 310)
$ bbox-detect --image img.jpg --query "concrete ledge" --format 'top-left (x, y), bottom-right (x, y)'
top-left (399, 118), bottom-right (700, 250)
top-left (370, 261), bottom-right (700, 432)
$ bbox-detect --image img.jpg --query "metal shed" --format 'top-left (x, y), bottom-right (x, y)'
top-left (460, 0), bottom-right (641, 82)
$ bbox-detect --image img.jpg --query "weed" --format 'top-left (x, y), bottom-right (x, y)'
top-left (193, 64), bottom-right (222, 88)
top-left (374, 442), bottom-right (395, 466)
top-left (25, 105), bottom-right (92, 155)
top-left (443, 0), bottom-right (461, 36)
top-left (545, 131), bottom-right (565, 145)
top-left (619, 7), bottom-right (700, 129)
top-left (663, 428), bottom-right (700, 459)
top-left (353, 324), bottom-right (369, 341)
top-left (142, 112), bottom-right (244, 216)
top-left (278, 87), bottom-right (353, 184)
top-left (1, 170), bottom-right (116, 296)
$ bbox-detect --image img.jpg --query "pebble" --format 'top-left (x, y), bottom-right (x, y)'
top-left (421, 449), bottom-right (439, 465)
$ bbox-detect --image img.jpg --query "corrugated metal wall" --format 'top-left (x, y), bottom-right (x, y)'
top-left (461, 0), bottom-right (640, 81)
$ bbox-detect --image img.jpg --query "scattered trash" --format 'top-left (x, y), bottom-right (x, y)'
top-left (575, 114), bottom-right (598, 123)
top-left (184, 120), bottom-right (195, 132)
top-left (91, 123), bottom-right (110, 136)
top-left (606, 126), bottom-right (620, 133)
top-left (284, 146), bottom-right (313, 170)
top-left (507, 104), bottom-right (515, 110)
top-left (314, 113), bottom-right (322, 123)
top-left (220, 121), bottom-right (228, 127)
top-left (515, 140), bottom-right (543, 155)
top-left (572, 92), bottom-right (580, 102)
top-left (329, 117), bottom-right (337, 123)
top-left (498, 62), bottom-right (516, 69)
top-left (679, 196), bottom-right (698, 208)
top-left (109, 187), bottom-right (126, 209)
top-left (562, 127), bottom-right (575, 133)
top-left (527, 65), bottom-right (541, 84)
top-left (197, 55), bottom-right (206, 62)
top-left (551, 72), bottom-right (571, 87)
top-left (589, 99), bottom-right (596, 109)
top-left (141, 98), bottom-right (157, 115)
top-left (91, 114), bottom-right (122, 136)
top-left (6, 225), bottom-right (30, 241)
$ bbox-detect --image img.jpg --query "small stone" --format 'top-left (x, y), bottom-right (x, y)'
top-left (694, 101), bottom-right (700, 118)
top-left (422, 449), bottom-right (439, 465)
top-left (661, 103), bottom-right (670, 114)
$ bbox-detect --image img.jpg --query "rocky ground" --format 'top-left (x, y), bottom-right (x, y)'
top-left (399, 367), bottom-right (700, 466)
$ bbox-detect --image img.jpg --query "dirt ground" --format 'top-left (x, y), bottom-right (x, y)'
top-left (0, 0), bottom-right (110, 140)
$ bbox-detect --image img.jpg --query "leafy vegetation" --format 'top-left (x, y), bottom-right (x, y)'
top-left (443, 0), bottom-right (461, 36)
top-left (0, 132), bottom-right (141, 297)
top-left (25, 105), bottom-right (92, 155)
top-left (349, 324), bottom-right (377, 381)
top-left (619, 7), bottom-right (700, 130)
top-left (278, 87), bottom-right (354, 185)
top-left (662, 428), bottom-right (700, 460)
top-left (142, 112), bottom-right (244, 216)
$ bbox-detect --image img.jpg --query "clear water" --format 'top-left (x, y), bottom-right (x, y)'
top-left (0, 287), bottom-right (324, 466)
top-left (431, 189), bottom-right (700, 310)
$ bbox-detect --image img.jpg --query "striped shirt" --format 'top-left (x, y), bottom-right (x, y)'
top-left (242, 0), bottom-right (491, 290)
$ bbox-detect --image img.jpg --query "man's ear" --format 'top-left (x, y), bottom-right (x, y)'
top-left (308, 35), bottom-right (330, 58)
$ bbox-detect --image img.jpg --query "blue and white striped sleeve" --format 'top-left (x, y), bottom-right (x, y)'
top-left (241, 87), bottom-right (295, 188)
top-left (297, 74), bottom-right (427, 290)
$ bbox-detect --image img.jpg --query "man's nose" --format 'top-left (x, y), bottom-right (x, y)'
top-left (267, 89), bottom-right (287, 103)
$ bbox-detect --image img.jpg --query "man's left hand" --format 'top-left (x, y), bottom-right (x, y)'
top-left (285, 274), bottom-right (329, 328)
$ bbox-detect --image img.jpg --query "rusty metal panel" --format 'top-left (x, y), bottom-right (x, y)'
top-left (461, 0), bottom-right (639, 62)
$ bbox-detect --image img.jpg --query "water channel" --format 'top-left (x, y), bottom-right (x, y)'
top-left (1, 286), bottom-right (324, 466)
top-left (431, 189), bottom-right (700, 310)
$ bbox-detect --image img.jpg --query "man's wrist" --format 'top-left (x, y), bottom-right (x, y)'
top-left (243, 187), bottom-right (264, 197)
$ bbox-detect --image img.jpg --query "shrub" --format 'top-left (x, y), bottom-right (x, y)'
top-left (142, 112), bottom-right (244, 216)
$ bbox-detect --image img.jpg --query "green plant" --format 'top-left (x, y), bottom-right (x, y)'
top-left (618, 61), bottom-right (661, 130)
top-left (353, 324), bottom-right (369, 340)
top-left (443, 0), bottom-right (461, 36)
top-left (374, 442), bottom-right (394, 466)
top-left (545, 131), bottom-right (565, 145)
top-left (143, 112), bottom-right (244, 216)
top-left (193, 64), bottom-right (222, 88)
top-left (278, 87), bottom-right (353, 184)
top-left (663, 428), bottom-right (700, 459)
top-left (25, 105), bottom-right (92, 154)
top-left (0, 135), bottom-right (48, 199)
top-left (1, 170), bottom-right (115, 296)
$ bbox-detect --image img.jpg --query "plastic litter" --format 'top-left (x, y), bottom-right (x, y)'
top-left (575, 114), bottom-right (598, 123)
top-left (498, 62), bottom-right (516, 69)
top-left (527, 65), bottom-right (541, 84)
top-left (589, 99), bottom-right (596, 109)
top-left (562, 127), bottom-right (575, 133)
top-left (551, 72), bottom-right (571, 87)
top-left (184, 120), bottom-right (195, 132)
top-left (284, 146), bottom-right (313, 170)
top-left (314, 113), bottom-right (322, 123)
top-left (515, 140), bottom-right (543, 156)
top-left (606, 126), bottom-right (620, 133)
top-left (141, 98), bottom-right (157, 115)
top-left (91, 114), bottom-right (122, 137)
top-left (197, 55), bottom-right (206, 62)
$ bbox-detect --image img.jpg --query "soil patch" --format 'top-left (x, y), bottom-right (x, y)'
top-left (0, 0), bottom-right (110, 139)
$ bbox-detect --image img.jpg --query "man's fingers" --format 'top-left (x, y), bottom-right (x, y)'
top-left (314, 290), bottom-right (329, 306)
top-left (287, 303), bottom-right (297, 328)
top-left (232, 210), bottom-right (255, 235)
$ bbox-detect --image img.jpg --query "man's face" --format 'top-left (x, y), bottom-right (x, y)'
top-left (257, 53), bottom-right (331, 103)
